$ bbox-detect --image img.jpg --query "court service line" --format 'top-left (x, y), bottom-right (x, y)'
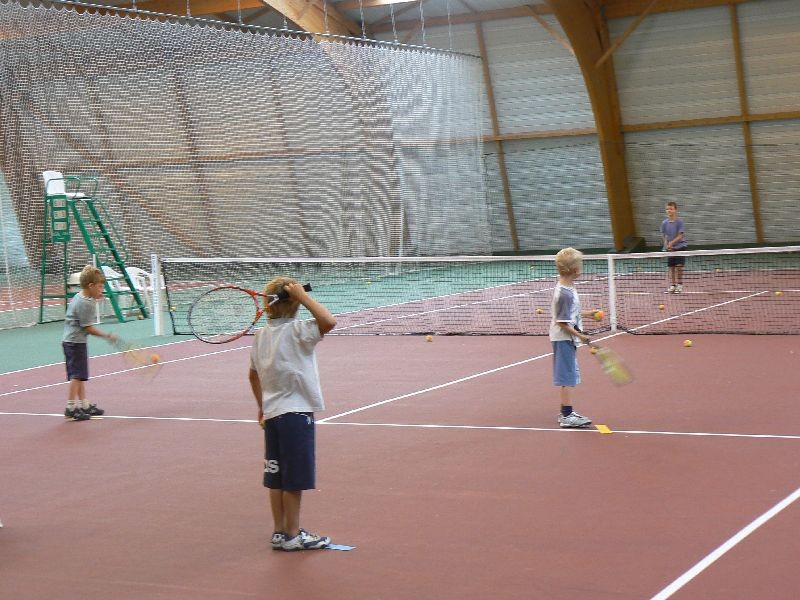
top-left (0, 345), bottom-right (249, 397)
top-left (651, 485), bottom-right (800, 600)
top-left (323, 422), bottom-right (800, 440)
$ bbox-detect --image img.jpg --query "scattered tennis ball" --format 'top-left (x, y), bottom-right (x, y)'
top-left (715, 268), bottom-right (722, 273)
top-left (683, 339), bottom-right (693, 348)
top-left (535, 308), bottom-right (544, 315)
top-left (590, 346), bottom-right (599, 354)
top-left (425, 335), bottom-right (433, 342)
top-left (658, 304), bottom-right (665, 310)
top-left (169, 305), bottom-right (176, 311)
top-left (150, 353), bottom-right (161, 363)
top-left (137, 314), bottom-right (144, 320)
top-left (593, 310), bottom-right (604, 321)
top-left (775, 290), bottom-right (784, 296)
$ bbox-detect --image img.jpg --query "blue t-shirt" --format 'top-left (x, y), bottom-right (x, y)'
top-left (660, 218), bottom-right (687, 250)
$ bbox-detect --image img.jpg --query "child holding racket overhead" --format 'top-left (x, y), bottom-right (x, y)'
top-left (550, 248), bottom-right (597, 428)
top-left (248, 277), bottom-right (336, 552)
top-left (62, 265), bottom-right (117, 421)
top-left (661, 201), bottom-right (687, 293)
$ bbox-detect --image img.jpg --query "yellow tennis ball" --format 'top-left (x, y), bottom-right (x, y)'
top-left (658, 304), bottom-right (665, 310)
top-left (589, 346), bottom-right (599, 354)
top-left (150, 353), bottom-right (161, 363)
top-left (775, 291), bottom-right (784, 296)
top-left (137, 314), bottom-right (144, 320)
top-left (715, 268), bottom-right (722, 273)
top-left (425, 335), bottom-right (433, 342)
top-left (169, 305), bottom-right (176, 311)
top-left (535, 308), bottom-right (544, 315)
top-left (593, 310), bottom-right (604, 321)
top-left (683, 340), bottom-right (693, 348)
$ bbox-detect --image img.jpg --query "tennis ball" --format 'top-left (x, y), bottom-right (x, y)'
top-left (715, 268), bottom-right (722, 273)
top-left (169, 305), bottom-right (176, 311)
top-left (775, 291), bottom-right (784, 296)
top-left (683, 340), bottom-right (693, 348)
top-left (425, 335), bottom-right (433, 342)
top-left (150, 353), bottom-right (161, 363)
top-left (593, 310), bottom-right (604, 321)
top-left (535, 308), bottom-right (544, 315)
top-left (590, 346), bottom-right (599, 354)
top-left (658, 304), bottom-right (665, 310)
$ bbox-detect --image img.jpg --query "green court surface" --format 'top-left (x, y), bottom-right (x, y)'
top-left (0, 313), bottom-right (182, 374)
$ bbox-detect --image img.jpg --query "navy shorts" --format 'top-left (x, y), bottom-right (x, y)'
top-left (263, 412), bottom-right (316, 491)
top-left (63, 342), bottom-right (89, 381)
top-left (552, 340), bottom-right (580, 387)
top-left (667, 255), bottom-right (686, 267)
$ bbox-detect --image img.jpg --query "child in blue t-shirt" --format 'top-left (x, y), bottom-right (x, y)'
top-left (660, 201), bottom-right (687, 293)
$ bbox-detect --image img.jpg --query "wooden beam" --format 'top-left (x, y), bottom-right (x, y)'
top-left (525, 5), bottom-right (574, 57)
top-left (372, 5), bottom-right (551, 33)
top-left (124, 0), bottom-right (265, 16)
top-left (604, 0), bottom-right (753, 19)
top-left (730, 4), bottom-right (763, 243)
top-left (595, 0), bottom-right (660, 68)
top-left (262, 1), bottom-right (360, 36)
top-left (476, 22), bottom-right (520, 252)
top-left (484, 128), bottom-right (597, 142)
top-left (545, 0), bottom-right (636, 251)
top-left (336, 0), bottom-right (414, 9)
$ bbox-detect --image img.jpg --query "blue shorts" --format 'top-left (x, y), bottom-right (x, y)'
top-left (667, 255), bottom-right (686, 267)
top-left (552, 340), bottom-right (580, 387)
top-left (263, 412), bottom-right (316, 491)
top-left (63, 342), bottom-right (89, 381)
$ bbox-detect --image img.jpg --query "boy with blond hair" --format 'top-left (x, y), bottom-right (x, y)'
top-left (248, 277), bottom-right (337, 551)
top-left (549, 248), bottom-right (598, 428)
top-left (62, 265), bottom-right (117, 421)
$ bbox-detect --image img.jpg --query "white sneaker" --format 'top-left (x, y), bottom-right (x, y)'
top-left (665, 284), bottom-right (676, 294)
top-left (558, 411), bottom-right (592, 428)
top-left (281, 529), bottom-right (330, 551)
top-left (674, 284), bottom-right (683, 294)
top-left (271, 531), bottom-right (285, 550)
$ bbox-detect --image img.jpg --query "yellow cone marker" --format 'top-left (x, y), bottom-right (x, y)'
top-left (596, 424), bottom-right (613, 434)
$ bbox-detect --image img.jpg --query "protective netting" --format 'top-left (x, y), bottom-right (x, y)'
top-left (0, 0), bottom-right (487, 329)
top-left (161, 246), bottom-right (800, 337)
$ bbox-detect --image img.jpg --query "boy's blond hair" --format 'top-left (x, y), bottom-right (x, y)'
top-left (555, 247), bottom-right (583, 276)
top-left (79, 265), bottom-right (105, 289)
top-left (264, 276), bottom-right (300, 318)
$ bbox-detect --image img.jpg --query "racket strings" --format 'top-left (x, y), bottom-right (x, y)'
top-left (189, 287), bottom-right (261, 343)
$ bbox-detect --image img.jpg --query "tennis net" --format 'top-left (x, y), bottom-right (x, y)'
top-left (158, 246), bottom-right (800, 337)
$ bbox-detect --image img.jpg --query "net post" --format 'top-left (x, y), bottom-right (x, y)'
top-left (151, 253), bottom-right (164, 336)
top-left (607, 253), bottom-right (617, 332)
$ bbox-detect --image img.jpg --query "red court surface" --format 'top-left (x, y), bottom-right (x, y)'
top-left (1, 333), bottom-right (799, 599)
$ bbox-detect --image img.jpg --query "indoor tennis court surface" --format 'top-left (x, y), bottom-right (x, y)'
top-left (2, 332), bottom-right (799, 599)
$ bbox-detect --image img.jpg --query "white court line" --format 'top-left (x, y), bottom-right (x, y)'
top-left (2, 412), bottom-right (799, 442)
top-left (0, 345), bottom-right (249, 397)
top-left (651, 486), bottom-right (800, 600)
top-left (0, 336), bottom-right (235, 376)
top-left (319, 422), bottom-right (800, 440)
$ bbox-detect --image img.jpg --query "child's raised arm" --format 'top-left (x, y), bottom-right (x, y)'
top-left (284, 282), bottom-right (336, 335)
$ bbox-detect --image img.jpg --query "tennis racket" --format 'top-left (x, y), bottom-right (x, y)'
top-left (591, 345), bottom-right (633, 385)
top-left (109, 337), bottom-right (162, 379)
top-left (188, 283), bottom-right (312, 344)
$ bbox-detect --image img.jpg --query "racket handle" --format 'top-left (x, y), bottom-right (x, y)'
top-left (276, 283), bottom-right (312, 300)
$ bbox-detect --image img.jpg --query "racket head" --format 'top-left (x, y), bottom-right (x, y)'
top-left (110, 337), bottom-right (162, 379)
top-left (188, 286), bottom-right (263, 344)
top-left (594, 346), bottom-right (633, 385)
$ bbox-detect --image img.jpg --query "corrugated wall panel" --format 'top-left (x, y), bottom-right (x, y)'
top-left (626, 126), bottom-right (756, 247)
top-left (482, 17), bottom-right (595, 133)
top-left (612, 6), bottom-right (740, 125)
top-left (751, 120), bottom-right (800, 243)
top-left (739, 0), bottom-right (800, 114)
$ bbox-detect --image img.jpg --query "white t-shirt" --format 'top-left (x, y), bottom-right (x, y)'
top-left (249, 317), bottom-right (324, 421)
top-left (549, 283), bottom-right (582, 343)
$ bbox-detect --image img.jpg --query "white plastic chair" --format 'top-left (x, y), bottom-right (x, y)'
top-left (124, 266), bottom-right (154, 311)
top-left (42, 170), bottom-right (86, 199)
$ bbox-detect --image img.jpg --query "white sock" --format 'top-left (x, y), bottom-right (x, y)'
top-left (80, 399), bottom-right (90, 410)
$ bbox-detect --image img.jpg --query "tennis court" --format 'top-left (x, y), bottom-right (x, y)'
top-left (2, 291), bottom-right (799, 598)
